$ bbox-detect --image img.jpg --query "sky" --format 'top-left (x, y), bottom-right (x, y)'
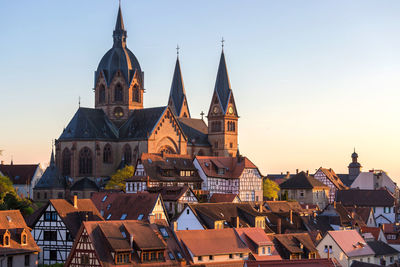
top-left (0, 1), bottom-right (399, 181)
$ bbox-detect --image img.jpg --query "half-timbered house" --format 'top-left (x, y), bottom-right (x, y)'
top-left (27, 197), bottom-right (103, 265)
top-left (0, 210), bottom-right (40, 267)
top-left (65, 220), bottom-right (185, 266)
top-left (91, 191), bottom-right (169, 224)
top-left (125, 153), bottom-right (203, 193)
top-left (194, 155), bottom-right (263, 201)
top-left (146, 186), bottom-right (198, 219)
top-left (314, 168), bottom-right (348, 203)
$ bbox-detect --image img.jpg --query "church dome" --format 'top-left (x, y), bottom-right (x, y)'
top-left (352, 151), bottom-right (358, 158)
top-left (95, 6), bottom-right (141, 86)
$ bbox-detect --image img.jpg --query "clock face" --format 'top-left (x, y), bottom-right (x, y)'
top-left (213, 106), bottom-right (219, 114)
top-left (228, 106), bottom-right (234, 115)
top-left (114, 107), bottom-right (124, 119)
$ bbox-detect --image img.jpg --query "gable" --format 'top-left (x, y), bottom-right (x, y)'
top-left (176, 206), bottom-right (204, 230)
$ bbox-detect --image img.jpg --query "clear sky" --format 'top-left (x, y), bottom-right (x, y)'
top-left (0, 1), bottom-right (399, 181)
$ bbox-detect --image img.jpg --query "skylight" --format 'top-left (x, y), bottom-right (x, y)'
top-left (176, 252), bottom-right (183, 259)
top-left (168, 252), bottom-right (175, 260)
top-left (121, 231), bottom-right (127, 238)
top-left (138, 214), bottom-right (144, 220)
top-left (159, 227), bottom-right (169, 238)
top-left (148, 159), bottom-right (152, 164)
top-left (106, 214), bottom-right (112, 220)
top-left (107, 204), bottom-right (111, 210)
top-left (120, 214), bottom-right (127, 220)
top-left (102, 195), bottom-right (107, 202)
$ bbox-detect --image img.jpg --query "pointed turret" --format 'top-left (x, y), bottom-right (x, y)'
top-left (168, 57), bottom-right (190, 118)
top-left (214, 51), bottom-right (232, 113)
top-left (113, 5), bottom-right (127, 47)
top-left (50, 148), bottom-right (55, 166)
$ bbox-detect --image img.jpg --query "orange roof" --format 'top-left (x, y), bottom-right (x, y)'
top-left (176, 228), bottom-right (250, 256)
top-left (317, 167), bottom-right (348, 190)
top-left (209, 193), bottom-right (239, 203)
top-left (196, 156), bottom-right (259, 179)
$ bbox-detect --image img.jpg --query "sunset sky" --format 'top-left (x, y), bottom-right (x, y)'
top-left (1, 1), bottom-right (399, 181)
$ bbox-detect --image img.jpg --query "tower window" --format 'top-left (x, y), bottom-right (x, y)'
top-left (132, 84), bottom-right (140, 103)
top-left (62, 148), bottom-right (71, 176)
top-left (114, 83), bottom-right (123, 102)
top-left (103, 144), bottom-right (112, 163)
top-left (123, 145), bottom-right (132, 164)
top-left (211, 121), bottom-right (222, 132)
top-left (99, 85), bottom-right (106, 103)
top-left (227, 121), bottom-right (236, 132)
top-left (79, 147), bottom-right (93, 175)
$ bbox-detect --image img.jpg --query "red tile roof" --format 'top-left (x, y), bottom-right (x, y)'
top-left (147, 186), bottom-right (197, 202)
top-left (209, 193), bottom-right (239, 203)
top-left (360, 227), bottom-right (381, 241)
top-left (327, 230), bottom-right (374, 257)
top-left (245, 258), bottom-right (338, 267)
top-left (317, 167), bottom-right (348, 190)
top-left (0, 164), bottom-right (40, 185)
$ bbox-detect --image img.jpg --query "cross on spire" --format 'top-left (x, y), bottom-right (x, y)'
top-left (221, 37), bottom-right (225, 50)
top-left (176, 44), bottom-right (180, 58)
top-left (78, 96), bottom-right (81, 108)
top-left (200, 111), bottom-right (205, 120)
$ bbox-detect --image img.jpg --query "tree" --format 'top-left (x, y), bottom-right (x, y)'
top-left (106, 165), bottom-right (135, 190)
top-left (263, 178), bottom-right (280, 200)
top-left (0, 175), bottom-right (34, 216)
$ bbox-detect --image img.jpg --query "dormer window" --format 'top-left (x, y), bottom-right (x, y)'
top-left (3, 232), bottom-right (10, 247)
top-left (217, 168), bottom-right (225, 175)
top-left (21, 232), bottom-right (27, 245)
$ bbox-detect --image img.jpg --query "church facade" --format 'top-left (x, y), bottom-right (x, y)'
top-left (55, 6), bottom-right (239, 180)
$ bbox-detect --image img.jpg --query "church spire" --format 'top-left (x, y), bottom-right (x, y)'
top-left (168, 53), bottom-right (190, 118)
top-left (113, 4), bottom-right (127, 47)
top-left (214, 49), bottom-right (232, 113)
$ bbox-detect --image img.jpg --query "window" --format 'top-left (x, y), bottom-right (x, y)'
top-left (229, 254), bottom-right (233, 259)
top-left (159, 227), bottom-right (169, 238)
top-left (198, 256), bottom-right (203, 261)
top-left (123, 145), bottom-right (132, 164)
top-left (44, 192), bottom-right (47, 199)
top-left (120, 214), bottom-right (127, 220)
top-left (37, 192), bottom-right (40, 199)
top-left (79, 147), bottom-right (93, 175)
top-left (24, 255), bottom-right (29, 266)
top-left (186, 209), bottom-right (190, 215)
top-left (107, 204), bottom-right (111, 210)
top-left (168, 252), bottom-right (175, 260)
top-left (211, 121), bottom-right (222, 132)
top-left (209, 255), bottom-right (213, 260)
top-left (103, 144), bottom-right (112, 163)
top-left (102, 195), bottom-right (107, 202)
top-left (158, 252), bottom-right (164, 261)
top-left (7, 257), bottom-right (12, 267)
top-left (132, 84), bottom-right (140, 102)
top-left (267, 246), bottom-right (271, 255)
top-left (151, 252), bottom-right (156, 261)
top-left (239, 253), bottom-right (243, 258)
top-left (80, 254), bottom-right (89, 265)
top-left (4, 235), bottom-right (9, 246)
top-left (44, 231), bottom-right (57, 241)
top-left (116, 253), bottom-right (130, 264)
top-left (57, 192), bottom-right (63, 199)
top-left (143, 252), bottom-right (149, 261)
top-left (262, 247), bottom-right (265, 254)
top-left (50, 250), bottom-right (57, 261)
top-left (99, 85), bottom-right (106, 103)
top-left (106, 214), bottom-right (112, 220)
top-left (176, 252), bottom-right (183, 260)
top-left (227, 121), bottom-right (236, 132)
top-left (21, 234), bottom-right (27, 245)
top-left (138, 214), bottom-right (144, 220)
top-left (62, 148), bottom-right (71, 176)
top-left (114, 83), bottom-right (123, 102)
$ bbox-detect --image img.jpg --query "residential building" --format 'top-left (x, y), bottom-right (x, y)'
top-left (209, 193), bottom-right (241, 203)
top-left (91, 191), bottom-right (169, 223)
top-left (382, 223), bottom-right (400, 251)
top-left (65, 220), bottom-right (185, 266)
top-left (244, 258), bottom-right (339, 267)
top-left (314, 167), bottom-right (348, 203)
top-left (146, 186), bottom-right (198, 219)
top-left (125, 153), bottom-right (203, 192)
top-left (366, 240), bottom-right (399, 265)
top-left (272, 233), bottom-right (319, 260)
top-left (351, 170), bottom-right (398, 195)
top-left (360, 227), bottom-right (387, 243)
top-left (27, 197), bottom-right (103, 265)
top-left (0, 210), bottom-right (40, 267)
top-left (336, 189), bottom-right (396, 224)
top-left (279, 171), bottom-right (330, 209)
top-left (194, 155), bottom-right (263, 201)
top-left (318, 202), bottom-right (366, 231)
top-left (174, 202), bottom-right (268, 231)
top-left (265, 172), bottom-right (295, 186)
top-left (316, 230), bottom-right (375, 267)
top-left (235, 228), bottom-right (282, 260)
top-left (0, 162), bottom-right (43, 198)
top-left (175, 228), bottom-right (251, 266)
top-left (346, 206), bottom-right (377, 227)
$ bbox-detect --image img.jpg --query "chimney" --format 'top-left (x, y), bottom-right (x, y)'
top-left (277, 218), bottom-right (282, 234)
top-left (289, 210), bottom-right (293, 224)
top-left (333, 201), bottom-right (336, 209)
top-left (236, 216), bottom-right (240, 228)
top-left (296, 169), bottom-right (299, 174)
top-left (173, 221), bottom-right (178, 232)
top-left (382, 224), bottom-right (385, 232)
top-left (231, 217), bottom-right (240, 228)
top-left (73, 195), bottom-right (78, 209)
top-left (351, 211), bottom-right (355, 219)
top-left (149, 214), bottom-right (155, 224)
top-left (258, 203), bottom-right (263, 212)
top-left (306, 170), bottom-right (309, 176)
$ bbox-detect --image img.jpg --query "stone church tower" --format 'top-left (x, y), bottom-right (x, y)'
top-left (94, 6), bottom-right (144, 126)
top-left (348, 149), bottom-right (362, 181)
top-left (168, 56), bottom-right (191, 118)
top-left (207, 50), bottom-right (239, 157)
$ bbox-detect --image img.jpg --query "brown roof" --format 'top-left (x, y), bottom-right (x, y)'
top-left (195, 156), bottom-right (260, 179)
top-left (360, 227), bottom-right (381, 241)
top-left (128, 153), bottom-right (203, 183)
top-left (0, 210), bottom-right (40, 255)
top-left (176, 228), bottom-right (250, 256)
top-left (245, 258), bottom-right (338, 267)
top-left (147, 186), bottom-right (198, 202)
top-left (346, 206), bottom-right (374, 225)
top-left (67, 220), bottom-right (182, 266)
top-left (317, 168), bottom-right (348, 190)
top-left (273, 233), bottom-right (318, 254)
top-left (209, 193), bottom-right (239, 203)
top-left (280, 172), bottom-right (329, 190)
top-left (265, 201), bottom-right (304, 214)
top-left (0, 164), bottom-right (40, 185)
top-left (91, 192), bottom-right (167, 223)
top-left (336, 189), bottom-right (395, 207)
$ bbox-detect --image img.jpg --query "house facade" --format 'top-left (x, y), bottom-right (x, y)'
top-left (314, 168), bottom-right (347, 203)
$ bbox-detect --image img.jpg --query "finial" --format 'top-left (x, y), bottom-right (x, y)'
top-left (79, 96), bottom-right (81, 108)
top-left (11, 155), bottom-right (13, 165)
top-left (200, 111), bottom-right (205, 120)
top-left (221, 37), bottom-right (225, 50)
top-left (119, 0), bottom-right (121, 7)
top-left (176, 44), bottom-right (180, 58)
top-left (354, 147), bottom-right (356, 153)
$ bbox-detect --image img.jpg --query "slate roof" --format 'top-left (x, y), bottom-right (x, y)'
top-left (337, 174), bottom-right (353, 187)
top-left (119, 106), bottom-right (167, 140)
top-left (176, 228), bottom-right (250, 257)
top-left (0, 164), bottom-right (40, 185)
top-left (34, 152), bottom-right (66, 190)
top-left (0, 210), bottom-right (40, 255)
top-left (147, 186), bottom-right (198, 202)
top-left (336, 189), bottom-right (395, 207)
top-left (59, 108), bottom-right (119, 141)
top-left (177, 117), bottom-right (210, 146)
top-left (350, 261), bottom-right (382, 267)
top-left (367, 240), bottom-right (399, 256)
top-left (168, 58), bottom-right (190, 117)
top-left (209, 193), bottom-right (240, 203)
top-left (70, 177), bottom-right (99, 191)
top-left (279, 171), bottom-right (329, 190)
top-left (214, 51), bottom-right (233, 113)
top-left (320, 202), bottom-right (366, 228)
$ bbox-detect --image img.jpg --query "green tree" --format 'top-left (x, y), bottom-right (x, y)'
top-left (263, 178), bottom-right (280, 200)
top-left (106, 165), bottom-right (135, 190)
top-left (0, 175), bottom-right (34, 216)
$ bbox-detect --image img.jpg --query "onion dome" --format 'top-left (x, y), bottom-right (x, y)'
top-left (95, 5), bottom-right (142, 86)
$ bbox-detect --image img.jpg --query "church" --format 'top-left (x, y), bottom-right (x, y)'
top-left (54, 6), bottom-right (240, 180)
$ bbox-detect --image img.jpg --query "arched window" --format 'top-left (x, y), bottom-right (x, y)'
top-left (132, 84), bottom-right (140, 103)
top-left (114, 83), bottom-right (123, 102)
top-left (123, 145), bottom-right (132, 164)
top-left (79, 147), bottom-right (93, 175)
top-left (211, 121), bottom-right (222, 132)
top-left (99, 85), bottom-right (106, 103)
top-left (103, 144), bottom-right (112, 163)
top-left (158, 146), bottom-right (175, 155)
top-left (62, 148), bottom-right (71, 176)
top-left (4, 234), bottom-right (9, 246)
top-left (22, 233), bottom-right (27, 245)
